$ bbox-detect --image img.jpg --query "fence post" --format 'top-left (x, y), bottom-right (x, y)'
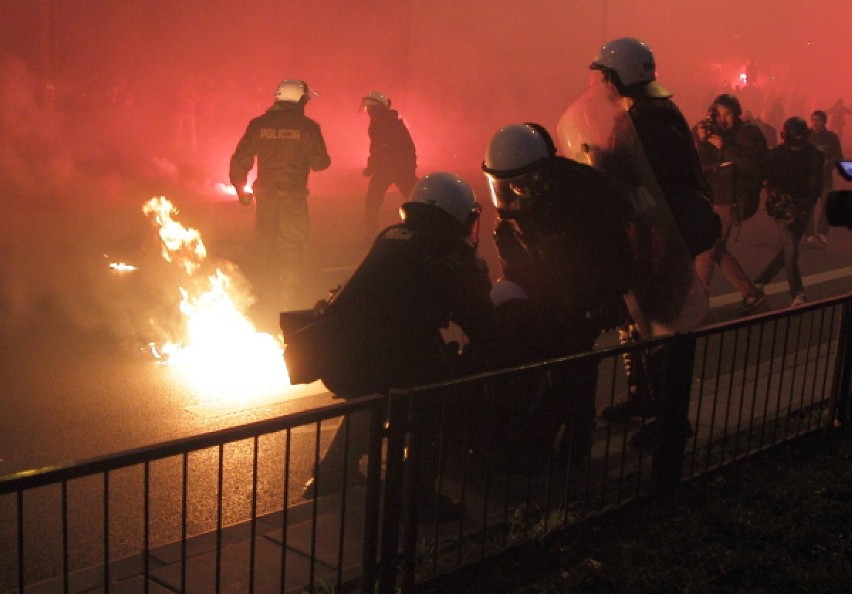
top-left (359, 398), bottom-right (386, 594)
top-left (830, 295), bottom-right (852, 427)
top-left (651, 333), bottom-right (697, 498)
top-left (376, 390), bottom-right (411, 594)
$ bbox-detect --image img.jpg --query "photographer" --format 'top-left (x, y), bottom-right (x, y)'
top-left (694, 93), bottom-right (769, 315)
top-left (754, 117), bottom-right (825, 307)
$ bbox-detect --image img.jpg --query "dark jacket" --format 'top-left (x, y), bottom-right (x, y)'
top-left (765, 141), bottom-right (825, 219)
top-left (696, 119), bottom-right (768, 206)
top-left (494, 156), bottom-right (632, 357)
top-left (229, 102), bottom-right (330, 193)
top-left (629, 96), bottom-right (720, 257)
top-left (366, 108), bottom-right (416, 174)
top-left (808, 128), bottom-right (844, 189)
top-left (286, 215), bottom-right (493, 397)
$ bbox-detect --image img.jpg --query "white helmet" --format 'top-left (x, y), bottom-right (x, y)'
top-left (482, 124), bottom-right (555, 178)
top-left (482, 123), bottom-right (556, 211)
top-left (275, 79), bottom-right (315, 103)
top-left (360, 90), bottom-right (390, 110)
top-left (400, 172), bottom-right (480, 231)
top-left (589, 37), bottom-right (670, 97)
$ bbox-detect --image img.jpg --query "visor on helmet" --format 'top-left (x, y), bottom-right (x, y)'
top-left (487, 172), bottom-right (537, 212)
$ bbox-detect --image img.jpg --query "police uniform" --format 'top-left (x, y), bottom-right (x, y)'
top-left (492, 156), bottom-right (632, 468)
top-left (229, 101), bottom-right (330, 317)
top-left (314, 216), bottom-right (492, 397)
top-left (364, 108), bottom-right (418, 236)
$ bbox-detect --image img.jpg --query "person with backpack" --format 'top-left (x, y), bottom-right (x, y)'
top-left (693, 93), bottom-right (769, 316)
top-left (754, 117), bottom-right (825, 308)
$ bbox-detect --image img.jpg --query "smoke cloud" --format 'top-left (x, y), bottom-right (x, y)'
top-left (2, 0), bottom-right (851, 336)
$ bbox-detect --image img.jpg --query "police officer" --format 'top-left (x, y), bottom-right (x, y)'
top-left (360, 90), bottom-right (418, 239)
top-left (229, 79), bottom-right (331, 330)
top-left (482, 122), bottom-right (632, 471)
top-left (584, 38), bottom-right (719, 446)
top-left (588, 37), bottom-right (720, 262)
top-left (287, 172), bottom-right (493, 518)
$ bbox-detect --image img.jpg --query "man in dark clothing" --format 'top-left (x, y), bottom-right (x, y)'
top-left (284, 172), bottom-right (493, 516)
top-left (755, 117), bottom-right (825, 307)
top-left (805, 109), bottom-right (845, 247)
top-left (229, 79), bottom-right (331, 329)
top-left (694, 93), bottom-right (768, 315)
top-left (482, 122), bottom-right (632, 471)
top-left (360, 90), bottom-right (418, 238)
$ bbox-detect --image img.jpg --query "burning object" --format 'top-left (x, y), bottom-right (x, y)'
top-left (141, 196), bottom-right (293, 401)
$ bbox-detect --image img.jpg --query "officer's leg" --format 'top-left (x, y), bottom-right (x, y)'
top-left (394, 169), bottom-right (418, 202)
top-left (251, 193), bottom-right (280, 330)
top-left (303, 411), bottom-right (370, 499)
top-left (276, 195), bottom-right (309, 312)
top-left (365, 173), bottom-right (392, 238)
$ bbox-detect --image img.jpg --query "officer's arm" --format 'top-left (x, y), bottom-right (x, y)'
top-left (308, 126), bottom-right (331, 172)
top-left (229, 130), bottom-right (256, 188)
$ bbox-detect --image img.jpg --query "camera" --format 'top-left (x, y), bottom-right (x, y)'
top-left (766, 192), bottom-right (801, 221)
top-left (824, 161), bottom-right (852, 228)
top-left (699, 111), bottom-right (723, 137)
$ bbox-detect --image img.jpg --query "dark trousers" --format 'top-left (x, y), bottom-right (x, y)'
top-left (755, 214), bottom-right (808, 298)
top-left (253, 190), bottom-right (309, 328)
top-left (364, 169), bottom-right (417, 236)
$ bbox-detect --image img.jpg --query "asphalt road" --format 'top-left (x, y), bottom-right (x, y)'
top-left (2, 178), bottom-right (852, 478)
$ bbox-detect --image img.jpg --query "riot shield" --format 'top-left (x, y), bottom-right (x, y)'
top-left (557, 81), bottom-right (706, 336)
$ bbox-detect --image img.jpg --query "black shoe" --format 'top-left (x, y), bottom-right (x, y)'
top-left (736, 290), bottom-right (767, 316)
top-left (302, 470), bottom-right (367, 500)
top-left (601, 392), bottom-right (656, 423)
top-left (419, 493), bottom-right (465, 521)
top-left (629, 419), bottom-right (694, 449)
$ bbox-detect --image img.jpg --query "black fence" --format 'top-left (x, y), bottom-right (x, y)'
top-left (2, 294), bottom-right (851, 593)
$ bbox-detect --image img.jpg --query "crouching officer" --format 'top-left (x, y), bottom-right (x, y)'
top-left (283, 172), bottom-right (495, 518)
top-left (482, 123), bottom-right (633, 474)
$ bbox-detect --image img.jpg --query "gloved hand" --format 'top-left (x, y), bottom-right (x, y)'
top-left (237, 190), bottom-right (254, 206)
top-left (494, 218), bottom-right (528, 262)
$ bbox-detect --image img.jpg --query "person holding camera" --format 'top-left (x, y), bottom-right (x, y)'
top-left (694, 93), bottom-right (769, 316)
top-left (754, 117), bottom-right (825, 307)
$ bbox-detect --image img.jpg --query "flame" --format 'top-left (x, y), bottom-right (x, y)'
top-left (109, 262), bottom-right (138, 272)
top-left (215, 182), bottom-right (252, 196)
top-left (142, 196), bottom-right (294, 403)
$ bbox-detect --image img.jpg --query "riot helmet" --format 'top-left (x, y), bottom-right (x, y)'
top-left (400, 172), bottom-right (481, 236)
top-left (360, 90), bottom-right (391, 111)
top-left (275, 79), bottom-right (316, 103)
top-left (589, 37), bottom-right (671, 98)
top-left (482, 123), bottom-right (556, 212)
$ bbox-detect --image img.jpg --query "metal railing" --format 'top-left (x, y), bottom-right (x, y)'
top-left (380, 294), bottom-right (852, 592)
top-left (2, 294), bottom-right (851, 593)
top-left (0, 396), bottom-right (388, 594)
